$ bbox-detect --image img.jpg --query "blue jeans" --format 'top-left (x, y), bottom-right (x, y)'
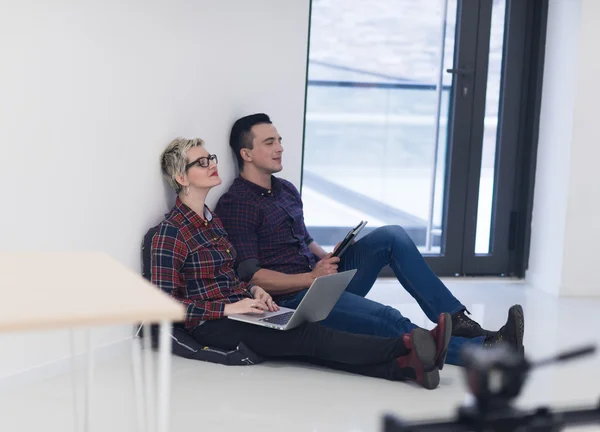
top-left (276, 225), bottom-right (485, 366)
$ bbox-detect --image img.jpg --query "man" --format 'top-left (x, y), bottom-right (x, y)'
top-left (215, 113), bottom-right (524, 366)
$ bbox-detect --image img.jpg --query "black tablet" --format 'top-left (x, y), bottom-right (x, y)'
top-left (332, 221), bottom-right (368, 258)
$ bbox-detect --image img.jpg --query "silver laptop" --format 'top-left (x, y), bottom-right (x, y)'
top-left (227, 269), bottom-right (357, 330)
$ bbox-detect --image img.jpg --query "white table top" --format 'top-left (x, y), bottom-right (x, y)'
top-left (0, 252), bottom-right (185, 333)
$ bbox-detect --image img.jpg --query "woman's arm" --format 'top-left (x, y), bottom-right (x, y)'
top-left (151, 223), bottom-right (226, 321)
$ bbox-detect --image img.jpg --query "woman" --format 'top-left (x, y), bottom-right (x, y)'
top-left (151, 137), bottom-right (452, 390)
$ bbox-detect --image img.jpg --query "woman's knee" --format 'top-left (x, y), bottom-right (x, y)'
top-left (297, 322), bottom-right (323, 339)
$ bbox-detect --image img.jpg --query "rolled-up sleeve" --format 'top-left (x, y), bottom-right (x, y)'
top-left (215, 196), bottom-right (262, 282)
top-left (237, 258), bottom-right (262, 283)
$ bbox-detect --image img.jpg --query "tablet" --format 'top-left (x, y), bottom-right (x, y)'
top-left (332, 221), bottom-right (368, 258)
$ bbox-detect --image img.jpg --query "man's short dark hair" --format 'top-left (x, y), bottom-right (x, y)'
top-left (229, 113), bottom-right (272, 171)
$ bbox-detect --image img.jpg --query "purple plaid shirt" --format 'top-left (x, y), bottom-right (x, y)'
top-left (215, 176), bottom-right (317, 281)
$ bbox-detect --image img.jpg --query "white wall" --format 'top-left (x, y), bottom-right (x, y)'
top-left (527, 0), bottom-right (600, 296)
top-left (0, 0), bottom-right (310, 382)
top-left (526, 0), bottom-right (580, 296)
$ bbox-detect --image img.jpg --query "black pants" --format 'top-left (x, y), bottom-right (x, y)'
top-left (192, 319), bottom-right (411, 381)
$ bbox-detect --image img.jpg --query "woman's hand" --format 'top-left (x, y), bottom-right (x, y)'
top-left (223, 298), bottom-right (268, 316)
top-left (251, 285), bottom-right (280, 312)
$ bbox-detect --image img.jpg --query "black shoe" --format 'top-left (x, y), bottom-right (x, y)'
top-left (484, 305), bottom-right (525, 354)
top-left (451, 309), bottom-right (495, 338)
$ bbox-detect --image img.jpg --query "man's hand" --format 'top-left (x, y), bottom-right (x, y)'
top-left (333, 240), bottom-right (356, 255)
top-left (223, 298), bottom-right (269, 316)
top-left (310, 252), bottom-right (340, 279)
top-left (251, 285), bottom-right (279, 312)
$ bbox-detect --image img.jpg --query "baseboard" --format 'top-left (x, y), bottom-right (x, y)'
top-left (557, 284), bottom-right (600, 297)
top-left (525, 269), bottom-right (559, 296)
top-left (0, 337), bottom-right (132, 392)
top-left (526, 269), bottom-right (600, 297)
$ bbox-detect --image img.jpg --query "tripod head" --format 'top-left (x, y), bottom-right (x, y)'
top-left (383, 344), bottom-right (599, 432)
top-left (462, 344), bottom-right (595, 415)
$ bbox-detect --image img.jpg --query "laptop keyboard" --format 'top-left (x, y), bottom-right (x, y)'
top-left (260, 311), bottom-right (294, 326)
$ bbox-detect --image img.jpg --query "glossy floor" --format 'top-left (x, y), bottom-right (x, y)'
top-left (1, 279), bottom-right (600, 432)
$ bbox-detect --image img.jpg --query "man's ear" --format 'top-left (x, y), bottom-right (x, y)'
top-left (241, 148), bottom-right (253, 162)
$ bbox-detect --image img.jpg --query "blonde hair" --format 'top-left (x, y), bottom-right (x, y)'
top-left (160, 137), bottom-right (205, 193)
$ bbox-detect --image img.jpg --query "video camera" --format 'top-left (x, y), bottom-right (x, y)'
top-left (383, 344), bottom-right (600, 431)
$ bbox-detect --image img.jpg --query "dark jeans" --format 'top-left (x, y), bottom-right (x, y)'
top-left (276, 225), bottom-right (486, 366)
top-left (192, 319), bottom-right (411, 381)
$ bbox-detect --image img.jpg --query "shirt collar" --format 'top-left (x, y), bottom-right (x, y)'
top-left (236, 175), bottom-right (282, 197)
top-left (175, 197), bottom-right (213, 228)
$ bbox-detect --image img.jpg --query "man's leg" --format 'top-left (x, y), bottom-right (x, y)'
top-left (277, 290), bottom-right (414, 337)
top-left (277, 290), bottom-right (483, 367)
top-left (339, 225), bottom-right (464, 322)
top-left (338, 227), bottom-right (525, 341)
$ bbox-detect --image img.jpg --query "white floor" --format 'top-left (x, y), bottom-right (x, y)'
top-left (2, 279), bottom-right (600, 432)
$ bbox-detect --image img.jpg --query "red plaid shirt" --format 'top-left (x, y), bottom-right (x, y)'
top-left (151, 197), bottom-right (253, 329)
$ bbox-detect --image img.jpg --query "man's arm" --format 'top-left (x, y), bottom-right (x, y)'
top-left (250, 268), bottom-right (314, 294)
top-left (281, 179), bottom-right (328, 261)
top-left (309, 238), bottom-right (353, 259)
top-left (308, 240), bottom-right (328, 259)
top-left (250, 256), bottom-right (340, 295)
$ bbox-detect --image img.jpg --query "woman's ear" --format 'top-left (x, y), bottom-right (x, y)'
top-left (175, 173), bottom-right (188, 188)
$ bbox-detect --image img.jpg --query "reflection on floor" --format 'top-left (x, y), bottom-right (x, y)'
top-left (1, 278), bottom-right (599, 432)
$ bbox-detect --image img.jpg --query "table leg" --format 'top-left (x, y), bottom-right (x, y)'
top-left (132, 332), bottom-right (146, 432)
top-left (143, 323), bottom-right (156, 432)
top-left (83, 329), bottom-right (93, 432)
top-left (69, 329), bottom-right (80, 432)
top-left (157, 321), bottom-right (172, 432)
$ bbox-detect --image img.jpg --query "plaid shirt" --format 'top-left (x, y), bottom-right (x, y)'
top-left (151, 197), bottom-right (253, 329)
top-left (215, 176), bottom-right (317, 281)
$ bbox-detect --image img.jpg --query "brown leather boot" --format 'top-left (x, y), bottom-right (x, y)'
top-left (397, 328), bottom-right (440, 390)
top-left (429, 312), bottom-right (452, 369)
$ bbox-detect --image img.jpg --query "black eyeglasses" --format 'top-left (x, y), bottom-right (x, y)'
top-left (185, 154), bottom-right (218, 170)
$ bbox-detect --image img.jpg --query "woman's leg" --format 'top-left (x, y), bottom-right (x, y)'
top-left (193, 319), bottom-right (407, 365)
top-left (192, 319), bottom-right (439, 387)
top-left (301, 357), bottom-right (406, 381)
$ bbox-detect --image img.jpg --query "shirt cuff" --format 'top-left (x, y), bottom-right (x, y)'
top-left (237, 258), bottom-right (262, 283)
